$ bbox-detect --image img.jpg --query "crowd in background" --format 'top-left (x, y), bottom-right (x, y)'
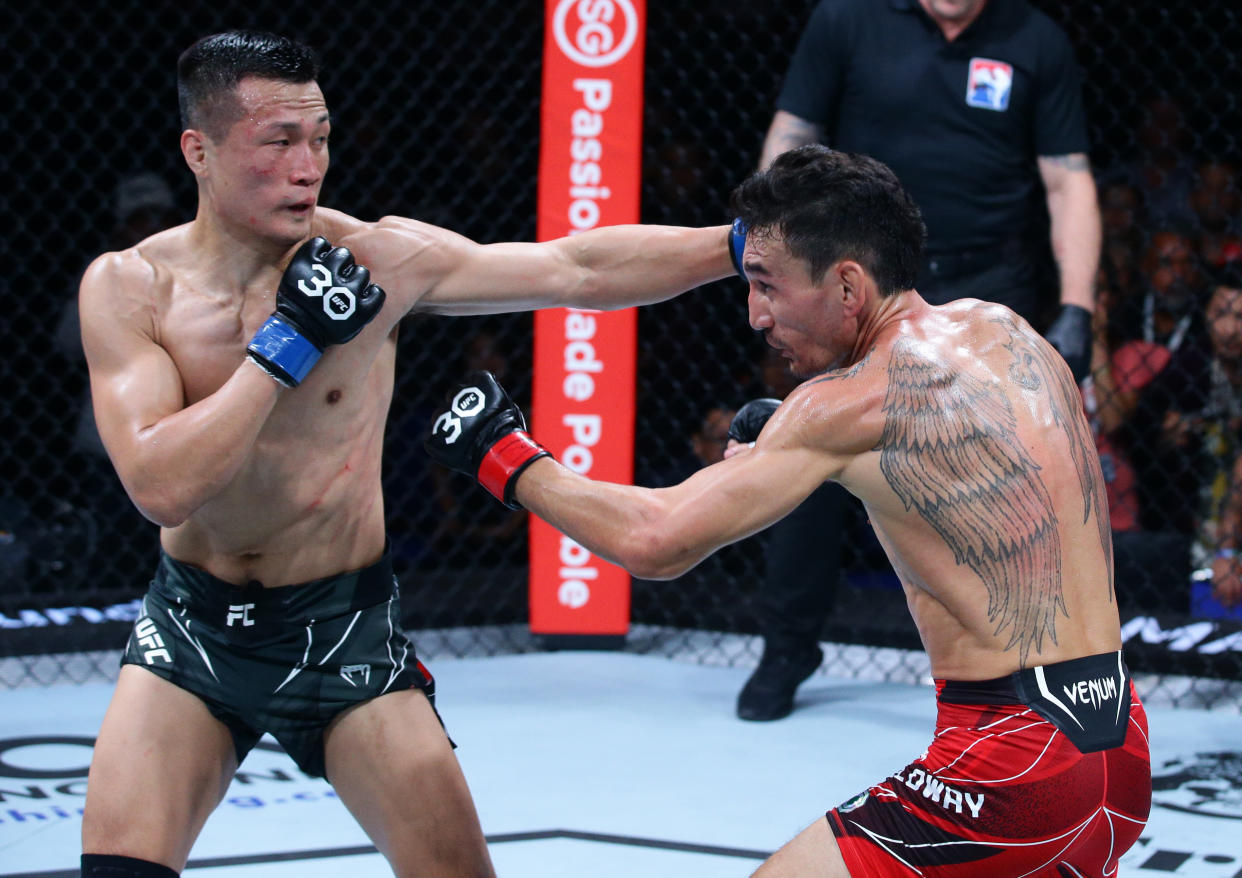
top-left (1082, 94), bottom-right (1242, 615)
top-left (13, 89), bottom-right (1242, 624)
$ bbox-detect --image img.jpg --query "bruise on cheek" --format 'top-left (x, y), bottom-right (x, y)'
top-left (250, 163), bottom-right (279, 179)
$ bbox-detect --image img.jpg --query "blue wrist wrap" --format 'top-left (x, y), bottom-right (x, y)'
top-left (246, 315), bottom-right (321, 387)
top-left (729, 218), bottom-right (748, 280)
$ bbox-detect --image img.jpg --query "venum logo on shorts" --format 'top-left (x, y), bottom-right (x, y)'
top-left (340, 664), bottom-right (371, 687)
top-left (1152, 751), bottom-right (1242, 820)
top-left (134, 616), bottom-right (170, 665)
top-left (1061, 674), bottom-right (1120, 710)
top-left (893, 767), bottom-right (985, 817)
top-left (552, 0), bottom-right (639, 68)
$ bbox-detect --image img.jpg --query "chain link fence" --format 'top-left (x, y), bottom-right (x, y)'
top-left (3, 1), bottom-right (1241, 706)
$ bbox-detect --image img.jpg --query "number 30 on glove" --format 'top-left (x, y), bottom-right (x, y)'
top-left (424, 370), bottom-right (551, 509)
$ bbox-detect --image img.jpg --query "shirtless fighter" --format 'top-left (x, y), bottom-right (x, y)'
top-left (425, 146), bottom-right (1153, 877)
top-left (77, 30), bottom-right (732, 878)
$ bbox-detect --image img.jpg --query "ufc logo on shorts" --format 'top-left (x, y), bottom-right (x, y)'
top-left (226, 603), bottom-right (256, 627)
top-left (135, 616), bottom-right (170, 665)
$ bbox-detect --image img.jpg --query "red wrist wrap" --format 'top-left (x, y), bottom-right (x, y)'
top-left (477, 431), bottom-right (549, 506)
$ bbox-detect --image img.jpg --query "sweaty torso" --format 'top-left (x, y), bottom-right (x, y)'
top-left (129, 211), bottom-right (405, 586)
top-left (813, 298), bottom-right (1119, 679)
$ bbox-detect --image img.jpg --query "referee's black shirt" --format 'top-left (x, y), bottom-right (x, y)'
top-left (776, 0), bottom-right (1089, 255)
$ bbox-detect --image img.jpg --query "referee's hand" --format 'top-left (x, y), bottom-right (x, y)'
top-left (1045, 304), bottom-right (1092, 384)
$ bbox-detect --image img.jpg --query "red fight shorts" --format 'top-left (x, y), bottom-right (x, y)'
top-left (827, 652), bottom-right (1151, 877)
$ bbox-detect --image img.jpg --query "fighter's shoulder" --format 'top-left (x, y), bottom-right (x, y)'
top-left (79, 225), bottom-right (187, 311)
top-left (935, 297), bottom-right (1032, 337)
top-left (782, 354), bottom-right (888, 450)
top-left (327, 209), bottom-right (471, 284)
top-left (312, 206), bottom-right (368, 242)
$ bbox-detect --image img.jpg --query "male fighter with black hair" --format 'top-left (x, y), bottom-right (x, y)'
top-left (426, 146), bottom-right (1151, 878)
top-left (77, 29), bottom-right (732, 878)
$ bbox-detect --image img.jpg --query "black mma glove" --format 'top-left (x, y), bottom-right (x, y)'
top-left (1044, 304), bottom-right (1092, 385)
top-left (728, 398), bottom-right (782, 444)
top-left (424, 370), bottom-right (552, 510)
top-left (728, 218), bottom-right (748, 280)
top-left (247, 237), bottom-right (387, 387)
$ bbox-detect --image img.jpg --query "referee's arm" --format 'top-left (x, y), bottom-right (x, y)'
top-left (1039, 152), bottom-right (1101, 313)
top-left (759, 110), bottom-right (823, 170)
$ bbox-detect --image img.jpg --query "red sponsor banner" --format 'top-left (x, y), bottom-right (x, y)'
top-left (531, 0), bottom-right (646, 638)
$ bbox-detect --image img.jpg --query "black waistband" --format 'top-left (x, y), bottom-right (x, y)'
top-left (152, 550), bottom-right (396, 626)
top-left (939, 651), bottom-right (1127, 702)
top-left (940, 651), bottom-right (1132, 754)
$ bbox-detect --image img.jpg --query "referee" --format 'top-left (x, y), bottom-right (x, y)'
top-left (738, 0), bottom-right (1100, 722)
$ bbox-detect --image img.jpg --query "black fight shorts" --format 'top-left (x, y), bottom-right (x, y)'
top-left (122, 550), bottom-right (439, 778)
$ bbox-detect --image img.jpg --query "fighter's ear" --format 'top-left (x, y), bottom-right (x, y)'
top-left (837, 260), bottom-right (868, 317)
top-left (181, 129), bottom-right (208, 176)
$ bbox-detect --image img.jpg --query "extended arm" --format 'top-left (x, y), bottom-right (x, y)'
top-left (517, 448), bottom-right (821, 580)
top-left (80, 253), bottom-right (281, 527)
top-left (424, 373), bottom-right (836, 580)
top-left (342, 217), bottom-right (733, 318)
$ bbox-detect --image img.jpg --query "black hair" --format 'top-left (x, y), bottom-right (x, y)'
top-left (729, 145), bottom-right (926, 296)
top-left (177, 30), bottom-right (320, 140)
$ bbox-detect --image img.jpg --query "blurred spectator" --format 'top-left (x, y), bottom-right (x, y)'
top-left (1096, 179), bottom-right (1146, 306)
top-left (1131, 267), bottom-right (1242, 601)
top-left (1190, 157), bottom-right (1242, 270)
top-left (1211, 450), bottom-right (1242, 610)
top-left (1083, 275), bottom-right (1185, 611)
top-left (1085, 286), bottom-right (1168, 532)
top-left (1111, 92), bottom-right (1198, 229)
top-left (640, 403), bottom-right (736, 488)
top-left (57, 173), bottom-right (180, 457)
top-left (53, 172), bottom-right (180, 590)
top-left (1113, 228), bottom-right (1209, 352)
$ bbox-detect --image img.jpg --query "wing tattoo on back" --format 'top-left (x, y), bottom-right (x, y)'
top-left (996, 315), bottom-right (1114, 590)
top-left (878, 338), bottom-right (1067, 664)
